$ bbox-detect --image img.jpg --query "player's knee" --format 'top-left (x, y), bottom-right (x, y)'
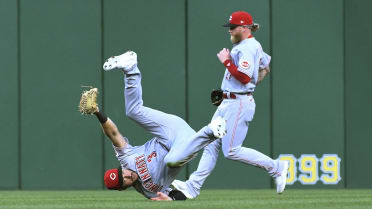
top-left (125, 109), bottom-right (135, 118)
top-left (223, 147), bottom-right (241, 160)
top-left (125, 106), bottom-right (142, 119)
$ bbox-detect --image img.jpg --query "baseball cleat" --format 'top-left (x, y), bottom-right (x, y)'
top-left (103, 51), bottom-right (137, 71)
top-left (208, 116), bottom-right (227, 139)
top-left (275, 160), bottom-right (289, 194)
top-left (171, 180), bottom-right (195, 199)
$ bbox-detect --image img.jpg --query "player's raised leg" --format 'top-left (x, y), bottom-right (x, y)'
top-left (103, 51), bottom-right (195, 148)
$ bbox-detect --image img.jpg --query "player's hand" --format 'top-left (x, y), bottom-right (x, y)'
top-left (150, 192), bottom-right (172, 201)
top-left (217, 48), bottom-right (230, 63)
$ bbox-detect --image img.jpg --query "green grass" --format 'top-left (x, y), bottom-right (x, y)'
top-left (0, 189), bottom-right (371, 209)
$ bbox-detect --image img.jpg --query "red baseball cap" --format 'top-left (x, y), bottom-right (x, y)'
top-left (104, 167), bottom-right (123, 190)
top-left (223, 11), bottom-right (256, 27)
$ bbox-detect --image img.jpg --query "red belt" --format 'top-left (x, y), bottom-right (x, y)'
top-left (223, 92), bottom-right (252, 99)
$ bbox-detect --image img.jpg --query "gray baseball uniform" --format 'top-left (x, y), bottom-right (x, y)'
top-left (113, 66), bottom-right (218, 199)
top-left (182, 37), bottom-right (282, 197)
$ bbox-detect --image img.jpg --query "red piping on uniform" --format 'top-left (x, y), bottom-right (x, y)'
top-left (223, 59), bottom-right (251, 84)
top-left (229, 99), bottom-right (243, 151)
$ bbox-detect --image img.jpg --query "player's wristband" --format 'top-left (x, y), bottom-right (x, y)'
top-left (223, 59), bottom-right (235, 68)
top-left (94, 112), bottom-right (108, 124)
top-left (168, 190), bottom-right (187, 200)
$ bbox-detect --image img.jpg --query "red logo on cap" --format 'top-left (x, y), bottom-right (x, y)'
top-left (104, 169), bottom-right (120, 190)
top-left (110, 173), bottom-right (116, 180)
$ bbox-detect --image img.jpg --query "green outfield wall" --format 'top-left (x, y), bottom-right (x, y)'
top-left (0, 0), bottom-right (371, 190)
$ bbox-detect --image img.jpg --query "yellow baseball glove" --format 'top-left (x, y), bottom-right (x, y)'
top-left (79, 87), bottom-right (99, 114)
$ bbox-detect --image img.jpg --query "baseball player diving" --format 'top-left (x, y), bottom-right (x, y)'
top-left (79, 51), bottom-right (227, 201)
top-left (172, 11), bottom-right (289, 198)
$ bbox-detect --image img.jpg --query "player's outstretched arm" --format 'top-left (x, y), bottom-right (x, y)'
top-left (79, 87), bottom-right (126, 148)
top-left (257, 66), bottom-right (270, 85)
top-left (94, 112), bottom-right (126, 148)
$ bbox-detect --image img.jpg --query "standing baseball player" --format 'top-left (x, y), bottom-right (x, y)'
top-left (79, 51), bottom-right (227, 201)
top-left (172, 11), bottom-right (288, 198)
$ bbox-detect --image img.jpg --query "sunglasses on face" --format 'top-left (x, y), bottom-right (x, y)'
top-left (229, 25), bottom-right (250, 30)
top-left (229, 25), bottom-right (239, 30)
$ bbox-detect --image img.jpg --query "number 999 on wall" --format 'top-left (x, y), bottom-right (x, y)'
top-left (278, 154), bottom-right (341, 185)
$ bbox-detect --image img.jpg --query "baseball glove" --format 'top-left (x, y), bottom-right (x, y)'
top-left (79, 87), bottom-right (99, 114)
top-left (211, 89), bottom-right (223, 106)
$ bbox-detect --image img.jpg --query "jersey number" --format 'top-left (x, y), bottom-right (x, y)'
top-left (147, 151), bottom-right (157, 163)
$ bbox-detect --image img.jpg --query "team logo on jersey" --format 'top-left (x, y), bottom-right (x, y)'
top-left (135, 154), bottom-right (163, 193)
top-left (240, 60), bottom-right (250, 69)
top-left (110, 173), bottom-right (116, 180)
